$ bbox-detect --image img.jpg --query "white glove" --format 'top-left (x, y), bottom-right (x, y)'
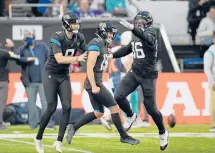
top-left (119, 19), bottom-right (134, 30)
top-left (8, 51), bottom-right (20, 59)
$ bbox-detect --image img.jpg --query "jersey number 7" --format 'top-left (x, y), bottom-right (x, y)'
top-left (131, 42), bottom-right (145, 59)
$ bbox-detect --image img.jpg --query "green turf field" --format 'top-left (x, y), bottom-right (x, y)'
top-left (0, 124), bottom-right (215, 153)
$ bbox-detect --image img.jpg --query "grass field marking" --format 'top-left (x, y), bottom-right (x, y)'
top-left (0, 138), bottom-right (93, 153)
top-left (1, 133), bottom-right (215, 139)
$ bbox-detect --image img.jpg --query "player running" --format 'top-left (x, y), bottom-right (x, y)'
top-left (66, 21), bottom-right (140, 145)
top-left (107, 11), bottom-right (169, 151)
top-left (34, 12), bottom-right (87, 153)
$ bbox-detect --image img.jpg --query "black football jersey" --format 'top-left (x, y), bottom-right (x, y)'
top-left (45, 30), bottom-right (87, 75)
top-left (113, 27), bottom-right (158, 79)
top-left (84, 38), bottom-right (108, 89)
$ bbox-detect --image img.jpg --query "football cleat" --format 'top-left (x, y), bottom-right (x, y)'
top-left (124, 113), bottom-right (137, 132)
top-left (66, 124), bottom-right (76, 144)
top-left (159, 129), bottom-right (169, 151)
top-left (101, 117), bottom-right (112, 131)
top-left (34, 137), bottom-right (44, 153)
top-left (120, 135), bottom-right (140, 145)
top-left (53, 141), bottom-right (62, 153)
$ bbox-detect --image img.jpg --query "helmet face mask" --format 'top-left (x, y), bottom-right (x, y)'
top-left (96, 21), bottom-right (117, 44)
top-left (70, 23), bottom-right (80, 33)
top-left (134, 11), bottom-right (153, 29)
top-left (134, 18), bottom-right (145, 29)
top-left (106, 32), bottom-right (114, 44)
top-left (62, 12), bottom-right (81, 33)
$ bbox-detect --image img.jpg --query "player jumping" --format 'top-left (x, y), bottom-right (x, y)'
top-left (34, 12), bottom-right (88, 153)
top-left (107, 11), bottom-right (169, 151)
top-left (66, 21), bottom-right (140, 145)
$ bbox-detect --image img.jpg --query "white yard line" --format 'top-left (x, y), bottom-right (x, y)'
top-left (0, 133), bottom-right (215, 139)
top-left (0, 138), bottom-right (93, 153)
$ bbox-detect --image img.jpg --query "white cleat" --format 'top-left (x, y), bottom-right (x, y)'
top-left (34, 137), bottom-right (44, 153)
top-left (132, 118), bottom-right (150, 128)
top-left (124, 113), bottom-right (137, 132)
top-left (100, 117), bottom-right (112, 131)
top-left (159, 129), bottom-right (169, 151)
top-left (53, 141), bottom-right (62, 153)
top-left (209, 127), bottom-right (215, 132)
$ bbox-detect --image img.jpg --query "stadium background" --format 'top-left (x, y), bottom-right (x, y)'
top-left (0, 1), bottom-right (209, 124)
top-left (0, 1), bottom-right (215, 153)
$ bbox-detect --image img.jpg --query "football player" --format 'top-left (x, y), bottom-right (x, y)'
top-left (107, 11), bottom-right (169, 151)
top-left (34, 12), bottom-right (87, 153)
top-left (66, 21), bottom-right (140, 145)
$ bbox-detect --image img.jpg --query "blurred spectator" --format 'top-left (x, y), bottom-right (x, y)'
top-left (105, 0), bottom-right (127, 17)
top-left (0, 0), bottom-right (4, 16)
top-left (4, 0), bottom-right (12, 16)
top-left (126, 0), bottom-right (138, 18)
top-left (197, 6), bottom-right (215, 57)
top-left (203, 31), bottom-right (215, 132)
top-left (0, 39), bottom-right (35, 130)
top-left (37, 0), bottom-right (52, 16)
top-left (27, 0), bottom-right (43, 16)
top-left (16, 29), bottom-right (55, 130)
top-left (187, 0), bottom-right (210, 45)
top-left (67, 0), bottom-right (78, 12)
top-left (28, 0), bottom-right (57, 17)
top-left (73, 0), bottom-right (104, 17)
top-left (89, 0), bottom-right (105, 11)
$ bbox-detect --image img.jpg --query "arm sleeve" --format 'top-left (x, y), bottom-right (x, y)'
top-left (131, 28), bottom-right (156, 46)
top-left (0, 49), bottom-right (10, 58)
top-left (50, 32), bottom-right (62, 54)
top-left (0, 48), bottom-right (27, 62)
top-left (204, 51), bottom-right (215, 85)
top-left (197, 19), bottom-right (211, 37)
top-left (16, 47), bottom-right (33, 64)
top-left (113, 43), bottom-right (132, 58)
top-left (88, 44), bottom-right (101, 53)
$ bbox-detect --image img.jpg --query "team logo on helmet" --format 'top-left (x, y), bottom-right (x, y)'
top-left (63, 14), bottom-right (71, 19)
top-left (99, 23), bottom-right (107, 28)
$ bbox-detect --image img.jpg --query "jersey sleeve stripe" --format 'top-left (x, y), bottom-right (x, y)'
top-left (88, 45), bottom-right (100, 52)
top-left (50, 38), bottom-right (61, 47)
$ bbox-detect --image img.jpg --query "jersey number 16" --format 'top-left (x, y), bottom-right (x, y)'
top-left (131, 42), bottom-right (145, 59)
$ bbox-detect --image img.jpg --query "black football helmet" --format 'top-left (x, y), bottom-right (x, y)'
top-left (134, 11), bottom-right (153, 29)
top-left (62, 12), bottom-right (81, 33)
top-left (96, 21), bottom-right (117, 42)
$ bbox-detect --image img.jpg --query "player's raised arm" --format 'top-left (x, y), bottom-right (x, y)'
top-left (112, 43), bottom-right (132, 58)
top-left (131, 28), bottom-right (156, 46)
top-left (119, 11), bottom-right (156, 46)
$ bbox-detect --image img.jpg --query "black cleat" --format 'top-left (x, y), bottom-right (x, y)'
top-left (66, 124), bottom-right (75, 144)
top-left (160, 144), bottom-right (168, 151)
top-left (120, 135), bottom-right (140, 145)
